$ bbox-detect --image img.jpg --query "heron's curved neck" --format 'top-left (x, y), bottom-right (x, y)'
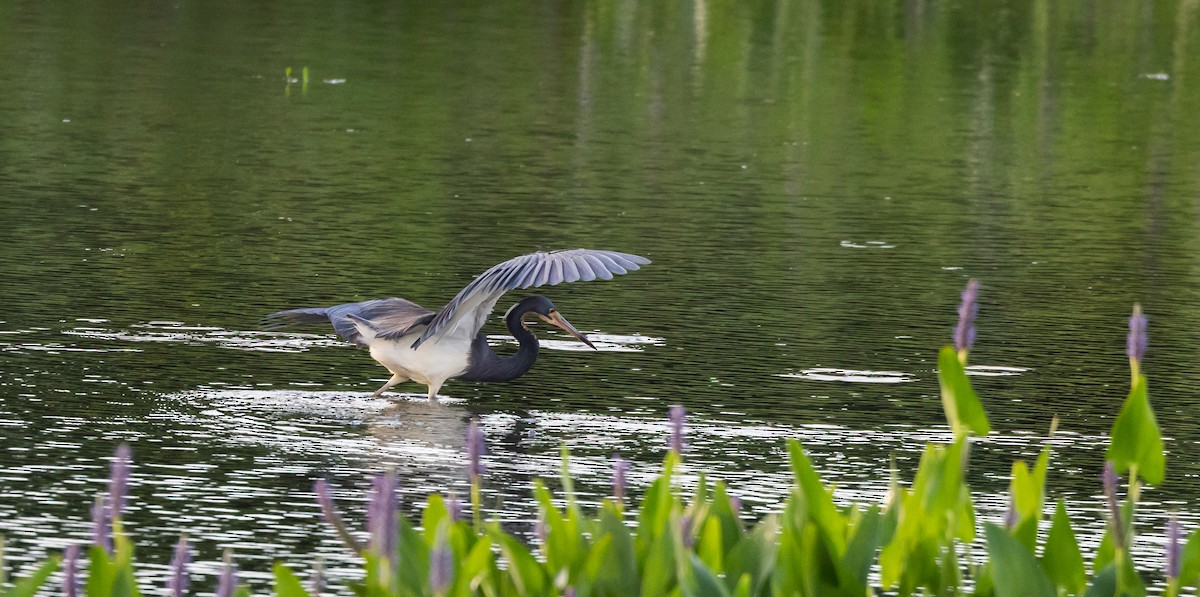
top-left (460, 303), bottom-right (539, 382)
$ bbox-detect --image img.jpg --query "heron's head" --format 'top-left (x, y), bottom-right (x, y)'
top-left (509, 295), bottom-right (597, 349)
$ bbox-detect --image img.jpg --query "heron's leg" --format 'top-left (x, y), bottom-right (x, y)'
top-left (426, 380), bottom-right (445, 403)
top-left (373, 373), bottom-right (407, 396)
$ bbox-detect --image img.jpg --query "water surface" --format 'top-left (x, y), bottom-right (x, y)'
top-left (2, 0), bottom-right (1200, 592)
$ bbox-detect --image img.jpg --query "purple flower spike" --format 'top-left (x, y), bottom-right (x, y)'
top-left (1103, 462), bottom-right (1125, 548)
top-left (108, 444), bottom-right (132, 520)
top-left (612, 456), bottom-right (628, 501)
top-left (91, 493), bottom-right (112, 554)
top-left (534, 513), bottom-right (548, 545)
top-left (167, 535), bottom-right (190, 597)
top-left (680, 514), bottom-right (695, 548)
top-left (313, 479), bottom-right (363, 553)
top-left (367, 471), bottom-right (399, 557)
top-left (467, 419), bottom-right (486, 483)
top-left (1167, 513), bottom-right (1182, 579)
top-left (447, 497), bottom-right (464, 522)
top-left (216, 550), bottom-right (238, 597)
top-left (429, 535), bottom-right (454, 595)
top-left (62, 544), bottom-right (80, 597)
top-left (1004, 500), bottom-right (1018, 530)
top-left (954, 280), bottom-right (981, 353)
top-left (669, 405), bottom-right (686, 454)
top-left (1127, 304), bottom-right (1148, 363)
top-left (729, 495), bottom-right (742, 513)
top-left (310, 558), bottom-right (326, 596)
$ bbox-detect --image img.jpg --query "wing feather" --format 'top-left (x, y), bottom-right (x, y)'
top-left (412, 249), bottom-right (650, 348)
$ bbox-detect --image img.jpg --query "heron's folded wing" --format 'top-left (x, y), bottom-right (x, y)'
top-left (412, 249), bottom-right (650, 348)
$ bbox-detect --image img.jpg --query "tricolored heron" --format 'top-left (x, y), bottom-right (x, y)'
top-left (263, 249), bottom-right (650, 402)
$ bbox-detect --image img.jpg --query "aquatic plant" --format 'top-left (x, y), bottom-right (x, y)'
top-left (3, 282), bottom-right (1199, 596)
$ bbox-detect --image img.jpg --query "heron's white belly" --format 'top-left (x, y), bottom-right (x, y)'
top-left (366, 332), bottom-right (471, 385)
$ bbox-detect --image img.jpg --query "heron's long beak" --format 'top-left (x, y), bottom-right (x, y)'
top-left (541, 311), bottom-right (596, 350)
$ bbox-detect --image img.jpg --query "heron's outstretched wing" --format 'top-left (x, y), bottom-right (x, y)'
top-left (263, 297), bottom-right (435, 347)
top-left (405, 249), bottom-right (650, 348)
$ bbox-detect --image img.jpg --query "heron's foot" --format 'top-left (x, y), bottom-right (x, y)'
top-left (374, 373), bottom-right (407, 397)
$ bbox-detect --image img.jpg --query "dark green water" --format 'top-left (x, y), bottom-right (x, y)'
top-left (2, 0), bottom-right (1200, 591)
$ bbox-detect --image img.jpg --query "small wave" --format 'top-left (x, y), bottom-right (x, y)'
top-left (777, 368), bottom-right (917, 383)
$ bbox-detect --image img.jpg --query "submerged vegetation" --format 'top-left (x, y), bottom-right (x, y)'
top-left (0, 281), bottom-right (1195, 596)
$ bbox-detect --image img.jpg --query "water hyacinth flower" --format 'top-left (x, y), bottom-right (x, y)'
top-left (108, 444), bottom-right (132, 520)
top-left (1103, 462), bottom-right (1126, 549)
top-left (313, 479), bottom-right (363, 553)
top-left (1167, 513), bottom-right (1182, 579)
top-left (367, 471), bottom-right (399, 557)
top-left (91, 493), bottom-right (112, 554)
top-left (612, 455), bottom-right (628, 501)
top-left (167, 535), bottom-right (191, 597)
top-left (467, 419), bottom-right (486, 483)
top-left (429, 534), bottom-right (454, 596)
top-left (446, 496), bottom-right (464, 522)
top-left (1003, 500), bottom-right (1018, 530)
top-left (669, 405), bottom-right (686, 454)
top-left (954, 279), bottom-right (980, 356)
top-left (680, 514), bottom-right (695, 548)
top-left (216, 549), bottom-right (238, 597)
top-left (1128, 304), bottom-right (1148, 375)
top-left (310, 558), bottom-right (326, 596)
top-left (62, 544), bottom-right (80, 597)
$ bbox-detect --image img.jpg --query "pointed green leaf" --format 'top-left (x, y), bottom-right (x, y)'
top-left (938, 346), bottom-right (991, 436)
top-left (423, 494), bottom-right (450, 546)
top-left (395, 516), bottom-right (429, 596)
top-left (493, 529), bottom-right (548, 596)
top-left (5, 556), bottom-right (61, 597)
top-left (786, 440), bottom-right (847, 556)
top-left (1107, 375), bottom-right (1164, 485)
top-left (984, 524), bottom-right (1055, 597)
top-left (640, 530), bottom-right (676, 596)
top-left (1085, 563), bottom-right (1117, 597)
top-left (724, 516), bottom-right (777, 595)
top-left (273, 562), bottom-right (310, 597)
top-left (685, 554), bottom-right (731, 597)
top-left (838, 505), bottom-right (883, 591)
top-left (1042, 500), bottom-right (1086, 595)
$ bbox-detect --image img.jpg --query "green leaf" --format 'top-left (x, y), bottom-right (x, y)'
top-left (1107, 375), bottom-right (1164, 485)
top-left (984, 524), bottom-right (1055, 597)
top-left (461, 535), bottom-right (495, 595)
top-left (786, 440), bottom-right (847, 556)
top-left (1042, 500), bottom-right (1086, 596)
top-left (273, 562), bottom-right (310, 597)
top-left (696, 516), bottom-right (725, 573)
top-left (5, 556), bottom-right (61, 597)
top-left (730, 573), bottom-right (752, 597)
top-left (86, 546), bottom-right (116, 597)
top-left (594, 506), bottom-right (639, 596)
top-left (637, 454), bottom-right (678, 549)
top-left (423, 494), bottom-right (450, 546)
top-left (708, 482), bottom-right (743, 549)
top-left (1085, 563), bottom-right (1117, 597)
top-left (938, 345), bottom-right (991, 436)
top-left (838, 505), bottom-right (883, 591)
top-left (494, 529), bottom-right (548, 596)
top-left (395, 516), bottom-right (429, 596)
top-left (640, 530), bottom-right (676, 596)
top-left (685, 554), bottom-right (732, 597)
top-left (723, 516), bottom-right (777, 595)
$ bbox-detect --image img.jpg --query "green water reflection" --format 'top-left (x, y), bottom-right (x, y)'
top-left (1, 0), bottom-right (1199, 590)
